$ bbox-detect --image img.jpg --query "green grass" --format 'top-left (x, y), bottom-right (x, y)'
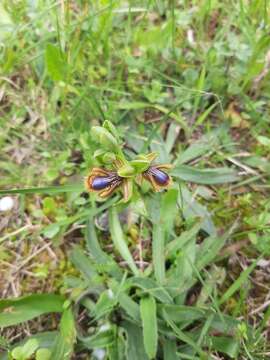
top-left (1, 0), bottom-right (270, 359)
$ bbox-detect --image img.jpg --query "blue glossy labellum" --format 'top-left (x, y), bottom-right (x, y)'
top-left (85, 168), bottom-right (124, 198)
top-left (92, 176), bottom-right (114, 190)
top-left (150, 168), bottom-right (170, 185)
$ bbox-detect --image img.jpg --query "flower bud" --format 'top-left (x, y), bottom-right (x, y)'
top-left (92, 126), bottom-right (118, 151)
top-left (103, 120), bottom-right (120, 142)
top-left (93, 149), bottom-right (106, 162)
top-left (102, 152), bottom-right (116, 163)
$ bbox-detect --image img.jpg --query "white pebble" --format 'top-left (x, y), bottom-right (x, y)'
top-left (0, 197), bottom-right (14, 212)
top-left (257, 259), bottom-right (270, 268)
top-left (187, 29), bottom-right (195, 46)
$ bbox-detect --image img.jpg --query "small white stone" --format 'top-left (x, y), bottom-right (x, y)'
top-left (187, 29), bottom-right (195, 46)
top-left (257, 259), bottom-right (270, 268)
top-left (92, 348), bottom-right (106, 360)
top-left (0, 197), bottom-right (14, 212)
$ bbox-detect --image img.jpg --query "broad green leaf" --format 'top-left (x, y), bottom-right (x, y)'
top-left (109, 207), bottom-right (139, 275)
top-left (140, 296), bottom-right (158, 359)
top-left (152, 223), bottom-right (165, 284)
top-left (150, 133), bottom-right (170, 164)
top-left (130, 277), bottom-right (173, 304)
top-left (163, 339), bottom-right (178, 360)
top-left (85, 218), bottom-right (123, 279)
top-left (85, 218), bottom-right (109, 264)
top-left (176, 141), bottom-right (212, 165)
top-left (117, 292), bottom-right (140, 322)
top-left (162, 309), bottom-right (206, 357)
top-left (45, 43), bottom-right (67, 81)
top-left (167, 236), bottom-right (196, 299)
top-left (93, 290), bottom-right (117, 320)
top-left (80, 328), bottom-right (115, 349)
top-left (210, 336), bottom-right (239, 358)
top-left (210, 313), bottom-right (240, 334)
top-left (109, 280), bottom-right (140, 322)
top-left (50, 308), bottom-right (76, 360)
top-left (176, 131), bottom-right (220, 165)
top-left (122, 321), bottom-right (148, 360)
top-left (172, 165), bottom-right (238, 184)
top-left (159, 305), bottom-right (206, 325)
top-left (166, 221), bottom-right (201, 257)
top-left (196, 222), bottom-right (237, 270)
top-left (160, 187), bottom-right (178, 235)
top-left (70, 245), bottom-right (97, 281)
top-left (178, 185), bottom-right (216, 236)
top-left (107, 327), bottom-right (126, 360)
top-left (0, 294), bottom-right (64, 328)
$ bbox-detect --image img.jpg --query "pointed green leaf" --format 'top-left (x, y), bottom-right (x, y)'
top-left (140, 296), bottom-right (158, 359)
top-left (45, 43), bottom-right (67, 81)
top-left (0, 294), bottom-right (64, 328)
top-left (109, 207), bottom-right (139, 275)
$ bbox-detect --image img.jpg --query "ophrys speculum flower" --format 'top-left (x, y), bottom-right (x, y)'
top-left (85, 121), bottom-right (173, 202)
top-left (85, 168), bottom-right (123, 198)
top-left (142, 164), bottom-right (172, 192)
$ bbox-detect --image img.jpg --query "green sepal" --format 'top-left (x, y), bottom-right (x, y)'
top-left (123, 178), bottom-right (133, 202)
top-left (117, 164), bottom-right (136, 177)
top-left (130, 159), bottom-right (150, 173)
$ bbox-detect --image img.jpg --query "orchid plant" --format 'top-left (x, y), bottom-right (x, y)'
top-left (85, 120), bottom-right (173, 202)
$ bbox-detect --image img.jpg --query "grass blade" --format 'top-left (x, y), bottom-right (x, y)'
top-left (219, 258), bottom-right (259, 305)
top-left (0, 184), bottom-right (84, 195)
